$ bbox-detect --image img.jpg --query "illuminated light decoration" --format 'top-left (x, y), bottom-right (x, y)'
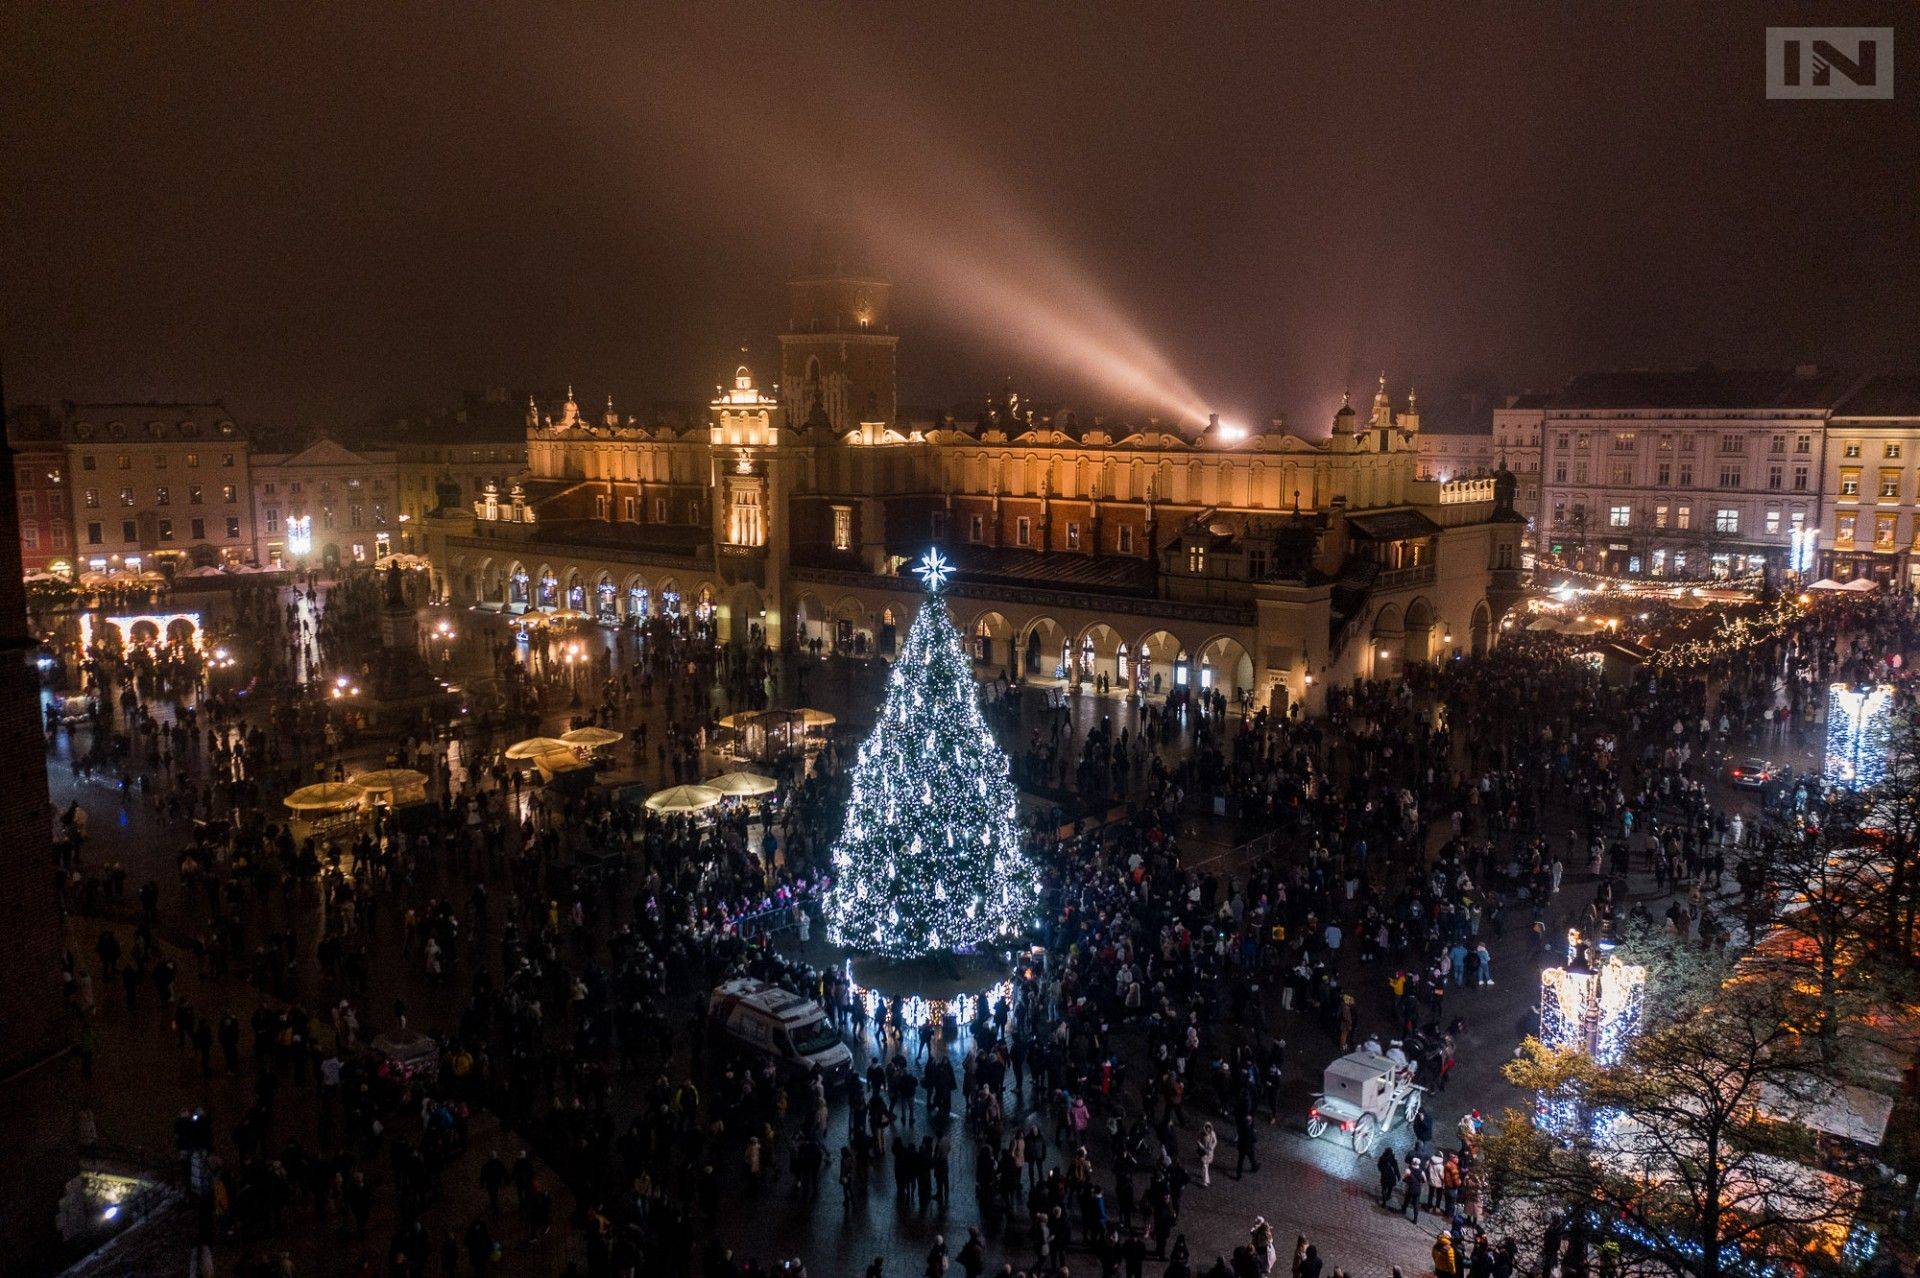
top-left (913, 547), bottom-right (954, 593)
top-left (823, 573), bottom-right (1033, 959)
top-left (1791, 524), bottom-right (1820, 576)
top-left (1537, 929), bottom-right (1646, 1141)
top-left (1825, 683), bottom-right (1895, 791)
top-left (286, 514), bottom-right (313, 557)
top-left (842, 964), bottom-right (1012, 1030)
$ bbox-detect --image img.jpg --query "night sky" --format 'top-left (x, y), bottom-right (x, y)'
top-left (3, 4), bottom-right (1914, 432)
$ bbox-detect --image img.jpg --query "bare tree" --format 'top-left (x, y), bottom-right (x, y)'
top-left (1487, 945), bottom-right (1855, 1278)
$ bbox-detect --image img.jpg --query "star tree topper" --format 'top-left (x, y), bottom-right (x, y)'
top-left (913, 547), bottom-right (953, 593)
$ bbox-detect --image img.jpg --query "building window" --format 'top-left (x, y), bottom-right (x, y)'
top-left (86, 521), bottom-right (102, 545)
top-left (1654, 504), bottom-right (1669, 528)
top-left (1888, 443), bottom-right (1904, 460)
top-left (1844, 442), bottom-right (1862, 458)
top-left (225, 517), bottom-right (240, 539)
top-left (1656, 462), bottom-right (1671, 486)
top-left (185, 452), bottom-right (199, 468)
top-left (190, 518), bottom-right (205, 540)
top-left (1613, 432), bottom-right (1636, 451)
top-left (1769, 435), bottom-right (1785, 454)
top-left (1611, 464), bottom-right (1632, 485)
top-left (1065, 522), bottom-right (1080, 549)
top-left (1015, 516), bottom-right (1031, 547)
top-left (622, 496), bottom-right (636, 521)
top-left (1840, 468), bottom-right (1861, 497)
top-left (1187, 544), bottom-right (1206, 573)
top-left (968, 513), bottom-right (984, 543)
top-left (1677, 505), bottom-right (1692, 530)
top-left (653, 497), bottom-right (666, 522)
top-left (1719, 433), bottom-right (1743, 454)
top-left (119, 487), bottom-right (134, 507)
top-left (1718, 466), bottom-right (1741, 488)
top-left (81, 454), bottom-right (95, 471)
top-left (1877, 513), bottom-right (1898, 547)
top-left (264, 482), bottom-right (276, 496)
top-left (221, 484), bottom-right (236, 502)
top-left (1608, 505), bottom-right (1631, 528)
top-left (1714, 508), bottom-right (1739, 534)
top-left (158, 518), bottom-right (174, 541)
top-left (116, 454), bottom-right (130, 470)
top-left (1838, 513), bottom-right (1857, 544)
top-left (1880, 471), bottom-right (1901, 500)
top-left (1574, 463), bottom-right (1588, 484)
top-left (1553, 463), bottom-right (1568, 483)
top-left (1119, 525), bottom-right (1135, 554)
top-left (83, 488), bottom-right (98, 508)
top-left (266, 508), bottom-right (279, 533)
top-left (221, 453), bottom-right (234, 467)
top-left (1552, 501), bottom-right (1566, 526)
top-left (188, 485), bottom-right (203, 504)
top-left (1793, 465), bottom-right (1809, 492)
top-left (1680, 433), bottom-right (1696, 453)
top-left (1678, 463), bottom-right (1693, 486)
top-left (1765, 508), bottom-right (1781, 535)
top-left (1767, 465), bottom-right (1782, 490)
top-left (1796, 434), bottom-right (1811, 455)
top-left (594, 494), bottom-right (609, 519)
top-left (832, 506), bottom-right (853, 551)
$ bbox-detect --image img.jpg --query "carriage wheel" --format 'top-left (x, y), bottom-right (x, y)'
top-left (1306, 1117), bottom-right (1327, 1139)
top-left (1351, 1115), bottom-right (1377, 1154)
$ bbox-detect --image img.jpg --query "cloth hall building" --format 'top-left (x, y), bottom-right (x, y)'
top-left (422, 263), bottom-right (1523, 715)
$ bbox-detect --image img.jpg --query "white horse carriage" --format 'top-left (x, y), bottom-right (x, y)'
top-left (1306, 1049), bottom-right (1425, 1154)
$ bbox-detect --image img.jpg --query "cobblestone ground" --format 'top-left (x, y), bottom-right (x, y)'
top-left (10, 597), bottom-right (1784, 1276)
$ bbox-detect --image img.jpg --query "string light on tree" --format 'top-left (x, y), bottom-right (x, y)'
top-left (824, 549), bottom-right (1035, 959)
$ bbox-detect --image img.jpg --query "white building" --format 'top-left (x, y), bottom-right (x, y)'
top-left (1537, 367), bottom-right (1842, 579)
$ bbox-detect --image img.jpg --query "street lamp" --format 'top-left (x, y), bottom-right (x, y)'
top-left (431, 619), bottom-right (457, 665)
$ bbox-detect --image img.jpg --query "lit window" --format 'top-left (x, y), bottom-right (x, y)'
top-left (1608, 505), bottom-right (1631, 528)
top-left (1765, 509), bottom-right (1781, 535)
top-left (832, 506), bottom-right (852, 551)
top-left (1187, 544), bottom-right (1206, 573)
top-left (1654, 504), bottom-right (1669, 528)
top-left (1714, 508), bottom-right (1739, 534)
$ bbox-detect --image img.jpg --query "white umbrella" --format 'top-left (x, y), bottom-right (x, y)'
top-left (645, 784), bottom-right (723, 814)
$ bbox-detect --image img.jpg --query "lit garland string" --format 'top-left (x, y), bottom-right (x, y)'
top-left (823, 555), bottom-right (1039, 959)
top-left (1637, 595), bottom-right (1807, 670)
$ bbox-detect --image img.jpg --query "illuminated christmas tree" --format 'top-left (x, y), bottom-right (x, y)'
top-left (825, 550), bottom-right (1035, 959)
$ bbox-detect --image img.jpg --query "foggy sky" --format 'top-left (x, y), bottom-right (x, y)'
top-left (3, 3), bottom-right (1915, 432)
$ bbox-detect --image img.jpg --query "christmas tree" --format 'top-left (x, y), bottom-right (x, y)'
top-left (825, 550), bottom-right (1036, 959)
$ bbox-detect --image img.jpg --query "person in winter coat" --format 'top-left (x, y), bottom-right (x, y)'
top-left (1197, 1121), bottom-right (1218, 1187)
top-left (1432, 1232), bottom-right (1459, 1278)
top-left (1375, 1146), bottom-right (1400, 1207)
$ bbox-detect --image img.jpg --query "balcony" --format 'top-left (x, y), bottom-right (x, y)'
top-left (1373, 563), bottom-right (1437, 592)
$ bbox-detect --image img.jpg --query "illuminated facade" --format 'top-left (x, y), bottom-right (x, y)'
top-left (1537, 367), bottom-right (1842, 580)
top-left (424, 261), bottom-right (1524, 713)
top-left (1820, 375), bottom-right (1920, 589)
top-left (57, 403), bottom-right (255, 573)
top-left (250, 437), bottom-right (398, 569)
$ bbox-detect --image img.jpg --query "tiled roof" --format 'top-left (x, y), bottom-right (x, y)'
top-left (1550, 366), bottom-right (1848, 411)
top-left (1346, 509), bottom-right (1442, 540)
top-left (945, 545), bottom-right (1156, 592)
top-left (1831, 374), bottom-right (1920, 419)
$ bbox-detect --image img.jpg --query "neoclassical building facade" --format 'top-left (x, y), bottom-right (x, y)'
top-left (423, 265), bottom-right (1523, 715)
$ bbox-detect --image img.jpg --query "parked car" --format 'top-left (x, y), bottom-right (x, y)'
top-left (1729, 758), bottom-right (1778, 790)
top-left (709, 978), bottom-right (852, 1080)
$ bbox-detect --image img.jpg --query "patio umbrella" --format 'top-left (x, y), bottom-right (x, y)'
top-left (284, 782), bottom-right (364, 811)
top-left (534, 750), bottom-right (589, 778)
top-left (349, 768), bottom-right (428, 794)
top-left (644, 784), bottom-right (723, 814)
top-left (792, 708), bottom-right (837, 728)
top-left (561, 726), bottom-right (624, 748)
top-left (706, 770), bottom-right (777, 798)
top-left (716, 711), bottom-right (760, 730)
top-left (505, 736), bottom-right (573, 760)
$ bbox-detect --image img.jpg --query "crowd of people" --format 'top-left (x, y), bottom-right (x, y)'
top-left (38, 571), bottom-right (1919, 1278)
